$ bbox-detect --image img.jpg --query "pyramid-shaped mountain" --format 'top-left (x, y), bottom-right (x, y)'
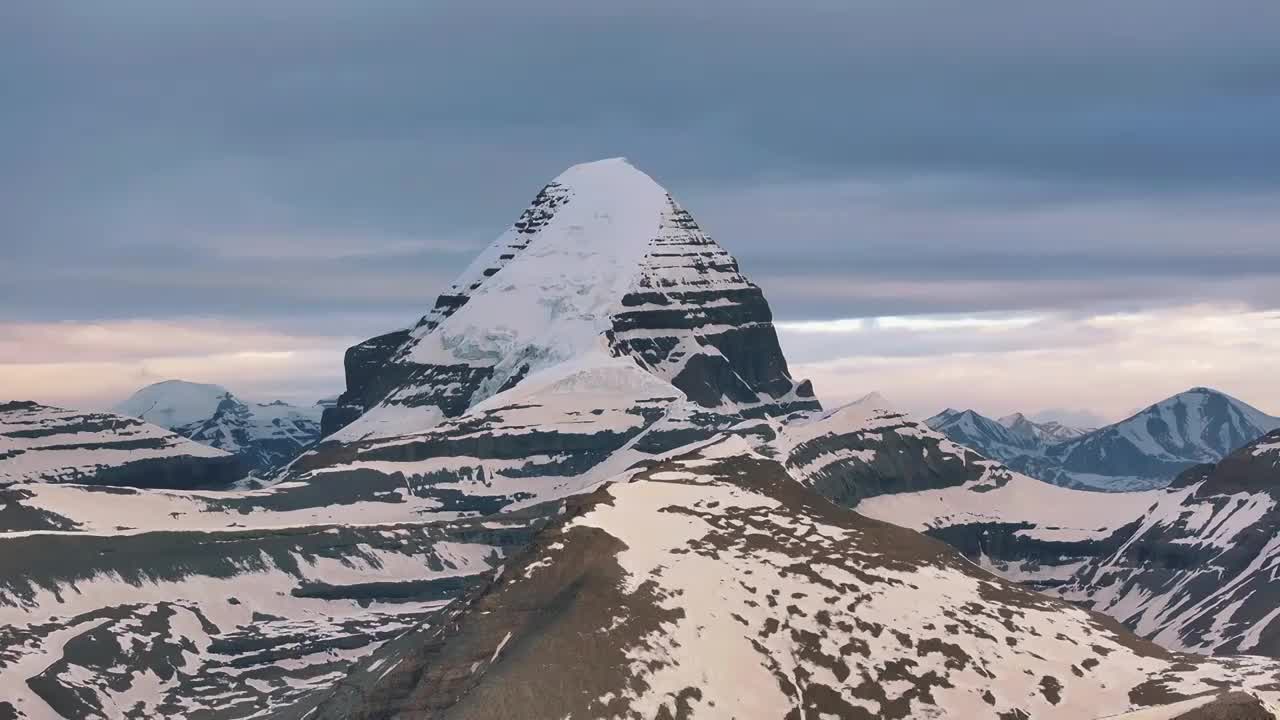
top-left (321, 157), bottom-right (815, 441)
top-left (290, 157), bottom-right (817, 515)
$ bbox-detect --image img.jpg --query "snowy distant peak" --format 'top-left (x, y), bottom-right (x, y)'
top-left (114, 379), bottom-right (233, 431)
top-left (1139, 386), bottom-right (1280, 440)
top-left (926, 389), bottom-right (1278, 492)
top-left (998, 411), bottom-right (1091, 444)
top-left (925, 407), bottom-right (1036, 460)
top-left (114, 380), bottom-right (321, 474)
top-left (996, 411), bottom-right (1028, 426)
top-left (322, 158), bottom-right (817, 441)
top-left (851, 390), bottom-right (891, 410)
top-left (1051, 387), bottom-right (1280, 482)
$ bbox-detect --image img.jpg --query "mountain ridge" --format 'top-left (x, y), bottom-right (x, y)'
top-left (115, 380), bottom-right (322, 474)
top-left (927, 387), bottom-right (1279, 491)
top-left (0, 399), bottom-right (241, 495)
top-left (1060, 429), bottom-right (1280, 657)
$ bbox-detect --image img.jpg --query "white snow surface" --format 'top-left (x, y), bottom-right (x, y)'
top-left (402, 158), bottom-right (669, 407)
top-left (114, 379), bottom-right (322, 458)
top-left (857, 471), bottom-right (1161, 543)
top-left (113, 380), bottom-right (234, 431)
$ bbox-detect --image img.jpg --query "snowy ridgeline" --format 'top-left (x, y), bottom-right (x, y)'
top-left (928, 387), bottom-right (1280, 491)
top-left (301, 438), bottom-right (1280, 720)
top-left (1059, 429), bottom-right (1280, 658)
top-left (0, 400), bottom-right (238, 491)
top-left (3, 159), bottom-right (1280, 719)
top-left (114, 380), bottom-right (323, 475)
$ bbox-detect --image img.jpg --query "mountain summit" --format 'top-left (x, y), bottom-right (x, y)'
top-left (320, 157), bottom-right (817, 442)
top-left (115, 380), bottom-right (321, 473)
top-left (1045, 387), bottom-right (1280, 482)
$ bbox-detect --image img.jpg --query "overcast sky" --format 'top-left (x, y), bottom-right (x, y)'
top-left (3, 1), bottom-right (1278, 422)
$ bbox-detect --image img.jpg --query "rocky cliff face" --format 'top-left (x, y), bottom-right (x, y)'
top-left (0, 400), bottom-right (241, 492)
top-left (1060, 430), bottom-right (1280, 657)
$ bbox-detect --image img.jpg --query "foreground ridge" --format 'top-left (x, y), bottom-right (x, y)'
top-left (302, 437), bottom-right (1280, 720)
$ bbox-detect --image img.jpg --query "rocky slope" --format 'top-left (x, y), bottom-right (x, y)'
top-left (1060, 430), bottom-right (1280, 657)
top-left (116, 380), bottom-right (322, 474)
top-left (779, 396), bottom-right (1280, 656)
top-left (769, 394), bottom-right (1158, 591)
top-left (299, 437), bottom-right (1280, 720)
top-left (1107, 692), bottom-right (1280, 719)
top-left (0, 400), bottom-right (241, 494)
top-left (927, 388), bottom-right (1279, 492)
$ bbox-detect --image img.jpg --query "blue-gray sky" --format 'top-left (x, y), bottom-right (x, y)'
top-left (3, 1), bottom-right (1279, 420)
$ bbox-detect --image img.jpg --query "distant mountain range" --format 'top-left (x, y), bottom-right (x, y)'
top-left (114, 380), bottom-right (322, 474)
top-left (928, 387), bottom-right (1280, 491)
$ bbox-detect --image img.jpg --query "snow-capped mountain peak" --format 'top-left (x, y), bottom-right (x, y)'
top-left (113, 379), bottom-right (233, 431)
top-left (114, 380), bottom-right (321, 474)
top-left (323, 157), bottom-right (816, 442)
top-left (998, 411), bottom-right (1091, 444)
top-left (1046, 386), bottom-right (1280, 487)
top-left (850, 390), bottom-right (891, 410)
top-left (926, 407), bottom-right (1035, 458)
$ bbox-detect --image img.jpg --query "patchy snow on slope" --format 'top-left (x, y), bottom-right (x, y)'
top-left (305, 439), bottom-right (1280, 717)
